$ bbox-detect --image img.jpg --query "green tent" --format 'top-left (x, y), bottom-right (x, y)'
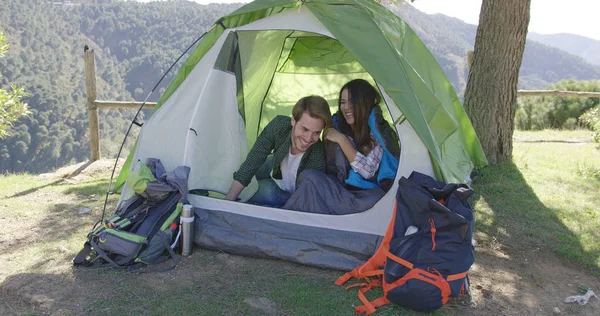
top-left (114, 0), bottom-right (487, 270)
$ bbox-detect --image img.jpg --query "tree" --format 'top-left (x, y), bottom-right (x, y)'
top-left (0, 31), bottom-right (29, 139)
top-left (463, 0), bottom-right (531, 164)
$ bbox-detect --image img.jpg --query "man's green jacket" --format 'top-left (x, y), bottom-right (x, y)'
top-left (233, 115), bottom-right (326, 187)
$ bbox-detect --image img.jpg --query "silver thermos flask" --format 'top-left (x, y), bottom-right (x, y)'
top-left (181, 204), bottom-right (194, 256)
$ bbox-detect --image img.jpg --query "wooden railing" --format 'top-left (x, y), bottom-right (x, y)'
top-left (516, 90), bottom-right (600, 98)
top-left (84, 49), bottom-right (156, 161)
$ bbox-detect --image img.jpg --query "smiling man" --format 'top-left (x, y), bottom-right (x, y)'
top-left (225, 96), bottom-right (332, 207)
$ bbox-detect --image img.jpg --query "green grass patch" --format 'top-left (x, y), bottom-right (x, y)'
top-left (473, 135), bottom-right (600, 270)
top-left (513, 129), bottom-right (592, 141)
top-left (0, 173), bottom-right (119, 279)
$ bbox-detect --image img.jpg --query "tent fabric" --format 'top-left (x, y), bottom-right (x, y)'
top-left (127, 160), bottom-right (156, 194)
top-left (114, 0), bottom-right (487, 269)
top-left (193, 206), bottom-right (382, 271)
top-left (116, 0), bottom-right (486, 189)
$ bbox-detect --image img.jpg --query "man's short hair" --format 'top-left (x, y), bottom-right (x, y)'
top-left (292, 95), bottom-right (332, 127)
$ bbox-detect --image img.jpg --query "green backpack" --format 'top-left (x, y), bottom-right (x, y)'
top-left (73, 159), bottom-right (190, 272)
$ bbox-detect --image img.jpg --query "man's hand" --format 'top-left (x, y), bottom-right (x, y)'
top-left (225, 180), bottom-right (245, 201)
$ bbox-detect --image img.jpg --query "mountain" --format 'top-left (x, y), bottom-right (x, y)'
top-left (394, 4), bottom-right (600, 93)
top-left (0, 0), bottom-right (238, 173)
top-left (528, 33), bottom-right (600, 66)
top-left (0, 0), bottom-right (599, 174)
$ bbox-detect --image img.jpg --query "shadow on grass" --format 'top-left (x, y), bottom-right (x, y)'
top-left (3, 179), bottom-right (65, 199)
top-left (37, 182), bottom-right (121, 244)
top-left (62, 178), bottom-right (112, 197)
top-left (0, 251), bottom-right (461, 316)
top-left (62, 161), bottom-right (93, 179)
top-left (0, 251), bottom-right (353, 315)
top-left (3, 176), bottom-right (112, 200)
top-left (1, 202), bottom-right (99, 255)
top-left (472, 161), bottom-right (599, 272)
top-left (2, 180), bottom-right (117, 256)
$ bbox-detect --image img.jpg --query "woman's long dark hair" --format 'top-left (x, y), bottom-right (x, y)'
top-left (337, 79), bottom-right (382, 155)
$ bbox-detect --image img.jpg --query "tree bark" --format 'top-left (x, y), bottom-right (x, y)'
top-left (464, 0), bottom-right (531, 164)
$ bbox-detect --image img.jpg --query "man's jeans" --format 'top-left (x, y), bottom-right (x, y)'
top-left (247, 155), bottom-right (290, 208)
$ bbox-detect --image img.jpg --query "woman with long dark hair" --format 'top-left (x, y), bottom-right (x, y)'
top-left (284, 79), bottom-right (400, 214)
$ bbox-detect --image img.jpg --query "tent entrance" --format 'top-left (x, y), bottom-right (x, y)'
top-left (215, 30), bottom-right (397, 147)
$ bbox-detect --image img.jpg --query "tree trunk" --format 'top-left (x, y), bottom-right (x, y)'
top-left (464, 0), bottom-right (530, 164)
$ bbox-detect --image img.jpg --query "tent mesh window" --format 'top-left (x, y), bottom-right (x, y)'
top-left (215, 32), bottom-right (246, 122)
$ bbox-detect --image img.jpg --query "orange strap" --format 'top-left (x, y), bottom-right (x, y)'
top-left (345, 282), bottom-right (371, 290)
top-left (338, 201), bottom-right (436, 315)
top-left (335, 271), bottom-right (357, 286)
top-left (361, 269), bottom-right (384, 277)
top-left (355, 293), bottom-right (389, 315)
top-left (428, 218), bottom-right (437, 251)
top-left (355, 200), bottom-right (398, 275)
top-left (340, 277), bottom-right (389, 315)
top-left (446, 271), bottom-right (468, 281)
top-left (386, 251), bottom-right (413, 269)
top-left (383, 268), bottom-right (451, 304)
top-left (336, 201), bottom-right (397, 286)
top-left (354, 279), bottom-right (389, 315)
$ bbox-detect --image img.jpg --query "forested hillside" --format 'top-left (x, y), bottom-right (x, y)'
top-left (0, 0), bottom-right (237, 173)
top-left (0, 0), bottom-right (598, 174)
top-left (528, 32), bottom-right (600, 66)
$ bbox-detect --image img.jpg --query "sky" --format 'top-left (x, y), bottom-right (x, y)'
top-left (411, 0), bottom-right (600, 41)
top-left (149, 0), bottom-right (600, 41)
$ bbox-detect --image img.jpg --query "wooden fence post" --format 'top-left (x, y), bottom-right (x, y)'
top-left (84, 47), bottom-right (100, 161)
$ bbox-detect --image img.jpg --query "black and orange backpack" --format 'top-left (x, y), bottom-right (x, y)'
top-left (336, 172), bottom-right (475, 314)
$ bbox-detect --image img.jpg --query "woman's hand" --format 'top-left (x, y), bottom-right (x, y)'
top-left (325, 128), bottom-right (357, 163)
top-left (324, 128), bottom-right (346, 144)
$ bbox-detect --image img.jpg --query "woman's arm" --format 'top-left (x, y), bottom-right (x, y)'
top-left (350, 140), bottom-right (383, 179)
top-left (325, 128), bottom-right (357, 163)
top-left (326, 129), bottom-right (383, 179)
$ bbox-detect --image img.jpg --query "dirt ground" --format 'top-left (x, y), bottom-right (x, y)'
top-left (467, 233), bottom-right (600, 315)
top-left (1, 160), bottom-right (599, 315)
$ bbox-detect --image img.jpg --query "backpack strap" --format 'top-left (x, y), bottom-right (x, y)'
top-left (387, 248), bottom-right (469, 286)
top-left (335, 202), bottom-right (398, 314)
top-left (355, 294), bottom-right (389, 315)
top-left (337, 201), bottom-right (398, 284)
top-left (73, 241), bottom-right (128, 269)
top-left (386, 250), bottom-right (413, 269)
top-left (346, 273), bottom-right (389, 315)
top-left (89, 237), bottom-right (128, 269)
top-left (382, 268), bottom-right (452, 305)
top-left (73, 242), bottom-right (93, 266)
top-left (447, 271), bottom-right (468, 281)
top-left (127, 235), bottom-right (181, 273)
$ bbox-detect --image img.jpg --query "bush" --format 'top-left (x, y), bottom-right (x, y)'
top-left (515, 79), bottom-right (600, 130)
top-left (563, 117), bottom-right (578, 130)
top-left (579, 107), bottom-right (600, 143)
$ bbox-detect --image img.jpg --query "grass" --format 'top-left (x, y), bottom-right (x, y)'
top-left (0, 130), bottom-right (599, 315)
top-left (0, 173), bottom-right (118, 278)
top-left (512, 128), bottom-right (592, 141)
top-left (472, 130), bottom-right (600, 269)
